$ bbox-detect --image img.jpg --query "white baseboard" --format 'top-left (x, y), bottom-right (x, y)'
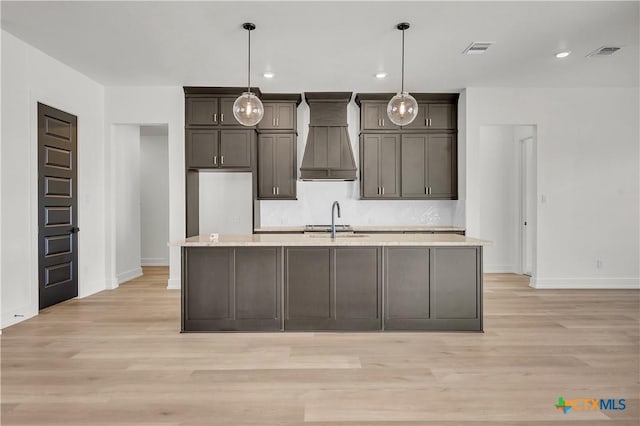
top-left (484, 264), bottom-right (518, 273)
top-left (141, 258), bottom-right (169, 266)
top-left (116, 267), bottom-right (143, 285)
top-left (2, 304), bottom-right (38, 329)
top-left (530, 277), bottom-right (640, 289)
top-left (167, 277), bottom-right (181, 290)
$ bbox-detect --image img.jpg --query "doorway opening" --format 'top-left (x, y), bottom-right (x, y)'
top-left (478, 125), bottom-right (537, 277)
top-left (112, 124), bottom-right (169, 286)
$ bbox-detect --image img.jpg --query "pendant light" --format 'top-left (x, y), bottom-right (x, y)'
top-left (233, 23), bottom-right (264, 126)
top-left (387, 22), bottom-right (418, 126)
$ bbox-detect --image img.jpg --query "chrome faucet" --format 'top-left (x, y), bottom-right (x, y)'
top-left (330, 201), bottom-right (341, 238)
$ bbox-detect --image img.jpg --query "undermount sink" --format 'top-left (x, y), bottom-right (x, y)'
top-left (305, 232), bottom-right (369, 238)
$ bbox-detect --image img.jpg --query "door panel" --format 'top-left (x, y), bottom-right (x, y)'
top-left (235, 248), bottom-right (279, 320)
top-left (38, 103), bottom-right (78, 309)
top-left (401, 134), bottom-right (427, 197)
top-left (258, 134), bottom-right (275, 197)
top-left (258, 104), bottom-right (277, 130)
top-left (187, 130), bottom-right (218, 168)
top-left (427, 135), bottom-right (454, 198)
top-left (431, 248), bottom-right (478, 319)
top-left (219, 130), bottom-right (251, 168)
top-left (185, 248), bottom-right (232, 320)
top-left (385, 248), bottom-right (430, 320)
top-left (403, 103), bottom-right (428, 129)
top-left (361, 135), bottom-right (380, 197)
top-left (362, 103), bottom-right (382, 130)
top-left (274, 134), bottom-right (295, 197)
top-left (219, 98), bottom-right (242, 126)
top-left (428, 104), bottom-right (454, 129)
top-left (335, 248), bottom-right (379, 320)
top-left (285, 248), bottom-right (331, 319)
top-left (187, 98), bottom-right (218, 125)
top-left (379, 135), bottom-right (400, 197)
top-left (276, 103), bottom-right (295, 130)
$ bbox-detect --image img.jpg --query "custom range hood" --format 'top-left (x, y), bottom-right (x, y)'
top-left (300, 92), bottom-right (357, 181)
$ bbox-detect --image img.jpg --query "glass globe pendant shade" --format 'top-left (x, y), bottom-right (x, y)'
top-left (232, 92), bottom-right (264, 126)
top-left (387, 91), bottom-right (418, 126)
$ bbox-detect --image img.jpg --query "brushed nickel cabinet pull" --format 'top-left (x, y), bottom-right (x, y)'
top-left (220, 156), bottom-right (224, 165)
top-left (213, 155), bottom-right (217, 165)
top-left (425, 186), bottom-right (428, 195)
top-left (213, 113), bottom-right (217, 122)
top-left (425, 118), bottom-right (428, 126)
top-left (276, 187), bottom-right (279, 195)
top-left (272, 186), bottom-right (275, 195)
top-left (221, 113), bottom-right (224, 122)
top-left (428, 186), bottom-right (431, 195)
top-left (276, 118), bottom-right (279, 127)
top-left (273, 118), bottom-right (276, 127)
top-left (382, 119), bottom-right (385, 127)
top-left (382, 187), bottom-right (385, 195)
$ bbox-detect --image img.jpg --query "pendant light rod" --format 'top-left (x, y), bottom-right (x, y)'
top-left (242, 22), bottom-right (256, 93)
top-left (397, 22), bottom-right (410, 93)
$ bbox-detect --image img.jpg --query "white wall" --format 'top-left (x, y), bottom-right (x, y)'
top-left (140, 126), bottom-right (169, 266)
top-left (466, 88), bottom-right (639, 289)
top-left (1, 30), bottom-right (106, 327)
top-left (477, 126), bottom-right (521, 273)
top-left (199, 172), bottom-right (253, 235)
top-left (258, 96), bottom-right (466, 227)
top-left (104, 87), bottom-right (184, 289)
top-left (113, 124), bottom-right (142, 284)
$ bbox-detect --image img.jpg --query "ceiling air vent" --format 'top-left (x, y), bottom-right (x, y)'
top-left (587, 46), bottom-right (622, 57)
top-left (463, 42), bottom-right (494, 55)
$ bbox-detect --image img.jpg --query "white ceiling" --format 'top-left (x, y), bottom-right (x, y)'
top-left (1, 1), bottom-right (638, 91)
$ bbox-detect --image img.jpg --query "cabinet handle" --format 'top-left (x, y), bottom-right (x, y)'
top-left (276, 118), bottom-right (279, 127)
top-left (381, 187), bottom-right (385, 195)
top-left (378, 118), bottom-right (381, 127)
top-left (272, 186), bottom-right (275, 195)
top-left (428, 186), bottom-right (431, 195)
top-left (273, 118), bottom-right (276, 127)
top-left (377, 187), bottom-right (380, 195)
top-left (382, 118), bottom-right (385, 127)
top-left (220, 156), bottom-right (224, 165)
top-left (276, 187), bottom-right (279, 195)
top-left (220, 113), bottom-right (224, 123)
top-left (425, 118), bottom-right (428, 126)
top-left (213, 155), bottom-right (217, 165)
top-left (425, 186), bottom-right (428, 195)
top-left (213, 113), bottom-right (217, 122)
top-left (429, 118), bottom-right (432, 127)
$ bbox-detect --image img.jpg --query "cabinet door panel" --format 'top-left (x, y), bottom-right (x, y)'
top-left (431, 248), bottom-right (478, 319)
top-left (286, 248), bottom-right (331, 319)
top-left (276, 103), bottom-right (295, 130)
top-left (274, 134), bottom-right (296, 197)
top-left (186, 248), bottom-right (231, 320)
top-left (362, 103), bottom-right (382, 130)
top-left (187, 130), bottom-right (218, 168)
top-left (335, 248), bottom-right (379, 320)
top-left (401, 135), bottom-right (428, 197)
top-left (235, 248), bottom-right (279, 320)
top-left (379, 135), bottom-right (400, 197)
top-left (427, 135), bottom-right (455, 198)
top-left (385, 248), bottom-right (430, 320)
top-left (361, 135), bottom-right (380, 197)
top-left (258, 135), bottom-right (275, 197)
top-left (187, 98), bottom-right (218, 125)
top-left (402, 103), bottom-right (428, 129)
top-left (219, 98), bottom-right (242, 126)
top-left (219, 130), bottom-right (251, 168)
top-left (258, 104), bottom-right (277, 130)
top-left (428, 104), bottom-right (454, 129)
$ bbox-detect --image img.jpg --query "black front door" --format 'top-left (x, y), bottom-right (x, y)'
top-left (38, 103), bottom-right (78, 309)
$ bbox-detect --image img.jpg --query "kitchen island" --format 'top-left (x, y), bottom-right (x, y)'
top-left (173, 233), bottom-right (490, 332)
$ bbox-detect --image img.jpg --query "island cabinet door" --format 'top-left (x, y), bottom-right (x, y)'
top-left (429, 247), bottom-right (481, 331)
top-left (284, 247), bottom-right (382, 331)
top-left (384, 247), bottom-right (431, 330)
top-left (182, 247), bottom-right (281, 331)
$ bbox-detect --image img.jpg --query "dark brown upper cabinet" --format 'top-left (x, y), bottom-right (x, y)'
top-left (361, 102), bottom-right (399, 131)
top-left (219, 98), bottom-right (242, 126)
top-left (401, 134), bottom-right (457, 199)
top-left (186, 129), bottom-right (252, 170)
top-left (403, 103), bottom-right (456, 130)
top-left (258, 134), bottom-right (296, 199)
top-left (186, 98), bottom-right (219, 126)
top-left (360, 134), bottom-right (401, 198)
top-left (259, 103), bottom-right (296, 130)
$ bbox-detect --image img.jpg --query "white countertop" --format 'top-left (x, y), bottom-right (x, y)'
top-left (254, 225), bottom-right (466, 233)
top-left (171, 233), bottom-right (490, 247)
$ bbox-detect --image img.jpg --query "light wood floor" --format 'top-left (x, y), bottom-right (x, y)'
top-left (1, 268), bottom-right (638, 425)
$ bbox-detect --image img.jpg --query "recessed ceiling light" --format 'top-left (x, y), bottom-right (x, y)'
top-left (375, 72), bottom-right (387, 79)
top-left (555, 51), bottom-right (571, 59)
top-left (263, 72), bottom-right (275, 79)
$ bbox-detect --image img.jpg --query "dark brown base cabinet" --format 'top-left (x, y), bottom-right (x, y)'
top-left (284, 247), bottom-right (382, 331)
top-left (384, 247), bottom-right (482, 331)
top-left (181, 246), bottom-right (482, 332)
top-left (182, 247), bottom-right (282, 331)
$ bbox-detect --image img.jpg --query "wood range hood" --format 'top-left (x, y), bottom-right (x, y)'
top-left (299, 92), bottom-right (357, 181)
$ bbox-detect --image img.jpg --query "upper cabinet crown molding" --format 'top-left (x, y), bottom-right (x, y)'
top-left (184, 86), bottom-right (263, 97)
top-left (355, 92), bottom-right (459, 106)
top-left (260, 93), bottom-right (302, 106)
